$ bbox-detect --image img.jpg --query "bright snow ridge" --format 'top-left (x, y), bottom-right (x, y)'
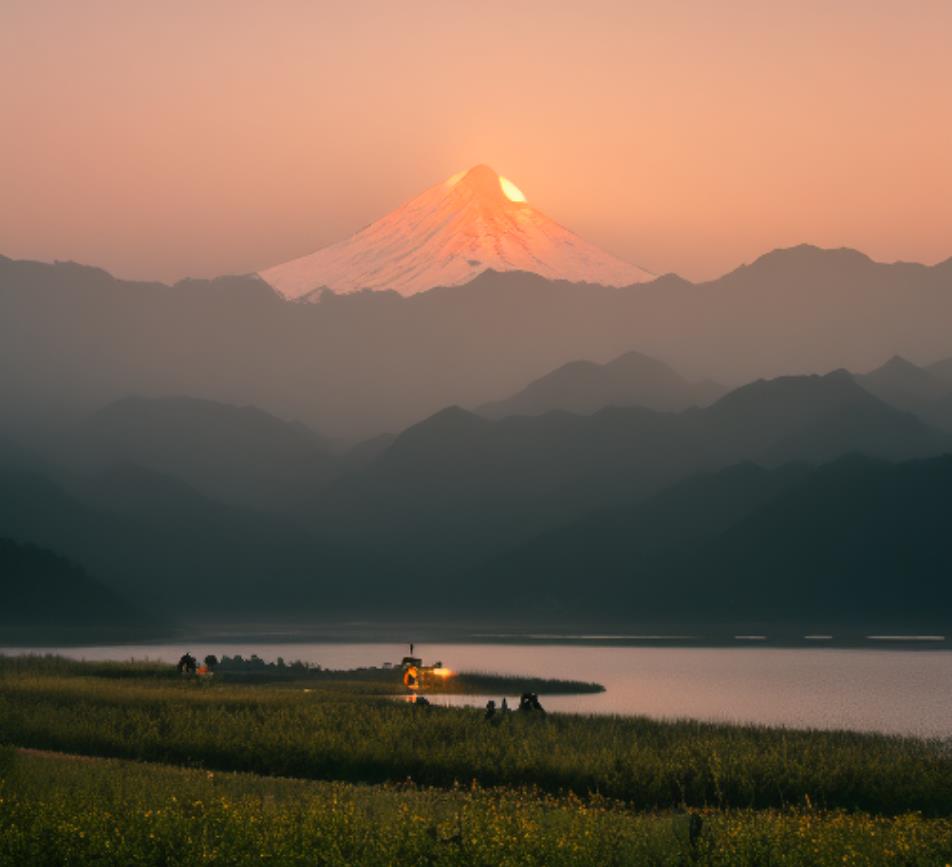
top-left (259, 164), bottom-right (654, 298)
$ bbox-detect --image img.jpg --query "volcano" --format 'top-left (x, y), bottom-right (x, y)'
top-left (259, 165), bottom-right (654, 298)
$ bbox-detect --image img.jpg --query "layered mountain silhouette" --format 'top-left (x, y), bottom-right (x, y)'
top-left (3, 246), bottom-right (951, 439)
top-left (1, 364), bottom-right (950, 626)
top-left (65, 395), bottom-right (337, 512)
top-left (854, 355), bottom-right (952, 433)
top-left (305, 371), bottom-right (951, 575)
top-left (928, 355), bottom-right (952, 384)
top-left (679, 453), bottom-right (952, 625)
top-left (477, 350), bottom-right (726, 418)
top-left (856, 356), bottom-right (949, 411)
top-left (0, 450), bottom-right (387, 617)
top-left (259, 165), bottom-right (654, 297)
top-left (469, 461), bottom-right (813, 615)
top-left (0, 536), bottom-right (149, 630)
top-left (469, 453), bottom-right (952, 627)
top-left (6, 163), bottom-right (952, 633)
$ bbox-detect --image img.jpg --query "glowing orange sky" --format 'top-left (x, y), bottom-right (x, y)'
top-left (1, 1), bottom-right (950, 283)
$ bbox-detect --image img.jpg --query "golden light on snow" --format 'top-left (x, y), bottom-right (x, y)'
top-left (499, 176), bottom-right (527, 203)
top-left (259, 162), bottom-right (653, 297)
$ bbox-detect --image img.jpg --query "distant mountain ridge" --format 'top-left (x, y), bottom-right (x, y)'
top-left (854, 355), bottom-right (952, 432)
top-left (3, 245), bottom-right (952, 439)
top-left (478, 350), bottom-right (726, 418)
top-left (928, 356), bottom-right (952, 384)
top-left (306, 370), bottom-right (951, 576)
top-left (68, 395), bottom-right (338, 512)
top-left (856, 355), bottom-right (950, 410)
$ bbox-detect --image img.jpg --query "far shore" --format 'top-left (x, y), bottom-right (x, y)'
top-left (1, 623), bottom-right (949, 651)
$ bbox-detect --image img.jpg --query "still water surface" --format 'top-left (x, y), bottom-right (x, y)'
top-left (6, 642), bottom-right (951, 739)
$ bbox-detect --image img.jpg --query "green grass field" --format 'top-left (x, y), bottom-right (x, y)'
top-left (1, 655), bottom-right (951, 864)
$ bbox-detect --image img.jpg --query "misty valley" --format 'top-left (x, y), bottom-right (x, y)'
top-left (4, 235), bottom-right (952, 865)
top-left (3, 251), bottom-right (952, 636)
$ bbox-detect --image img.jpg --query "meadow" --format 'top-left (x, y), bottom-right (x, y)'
top-left (4, 748), bottom-right (952, 866)
top-left (1, 656), bottom-right (951, 864)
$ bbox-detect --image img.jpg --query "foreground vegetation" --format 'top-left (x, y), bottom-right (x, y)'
top-left (2, 662), bottom-right (950, 814)
top-left (2, 748), bottom-right (951, 866)
top-left (1, 655), bottom-right (951, 864)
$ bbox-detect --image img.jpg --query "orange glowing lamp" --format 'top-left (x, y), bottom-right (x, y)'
top-left (402, 665), bottom-right (420, 690)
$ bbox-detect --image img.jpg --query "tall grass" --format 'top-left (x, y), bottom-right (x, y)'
top-left (0, 654), bottom-right (175, 679)
top-left (1, 660), bottom-right (950, 814)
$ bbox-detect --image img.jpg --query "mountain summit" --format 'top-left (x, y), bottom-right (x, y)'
top-left (259, 164), bottom-right (654, 298)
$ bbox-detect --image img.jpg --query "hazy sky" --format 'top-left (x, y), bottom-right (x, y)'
top-left (2, 1), bottom-right (950, 283)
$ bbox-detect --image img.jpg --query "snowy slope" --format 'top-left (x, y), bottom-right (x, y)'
top-left (259, 165), bottom-right (654, 298)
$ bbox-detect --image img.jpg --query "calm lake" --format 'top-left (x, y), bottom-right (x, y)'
top-left (5, 641), bottom-right (951, 739)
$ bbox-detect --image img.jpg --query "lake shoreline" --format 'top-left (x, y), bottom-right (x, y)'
top-left (3, 655), bottom-right (952, 864)
top-left (3, 643), bottom-right (950, 738)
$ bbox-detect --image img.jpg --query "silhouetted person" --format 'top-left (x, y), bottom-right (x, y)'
top-left (409, 642), bottom-right (414, 655)
top-left (414, 695), bottom-right (430, 707)
top-left (501, 697), bottom-right (509, 713)
top-left (518, 692), bottom-right (545, 713)
top-left (485, 699), bottom-right (496, 720)
top-left (177, 652), bottom-right (196, 674)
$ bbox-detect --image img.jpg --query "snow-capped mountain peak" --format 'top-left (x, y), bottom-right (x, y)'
top-left (259, 164), bottom-right (653, 298)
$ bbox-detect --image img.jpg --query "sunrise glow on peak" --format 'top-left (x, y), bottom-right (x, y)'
top-left (445, 165), bottom-right (527, 203)
top-left (499, 175), bottom-right (527, 203)
top-left (260, 162), bottom-right (652, 297)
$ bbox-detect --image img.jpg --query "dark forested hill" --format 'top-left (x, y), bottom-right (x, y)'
top-left (469, 454), bottom-right (952, 629)
top-left (0, 536), bottom-right (149, 629)
top-left (0, 459), bottom-right (391, 618)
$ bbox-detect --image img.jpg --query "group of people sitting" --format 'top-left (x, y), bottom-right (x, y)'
top-left (176, 652), bottom-right (214, 676)
top-left (485, 692), bottom-right (545, 719)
